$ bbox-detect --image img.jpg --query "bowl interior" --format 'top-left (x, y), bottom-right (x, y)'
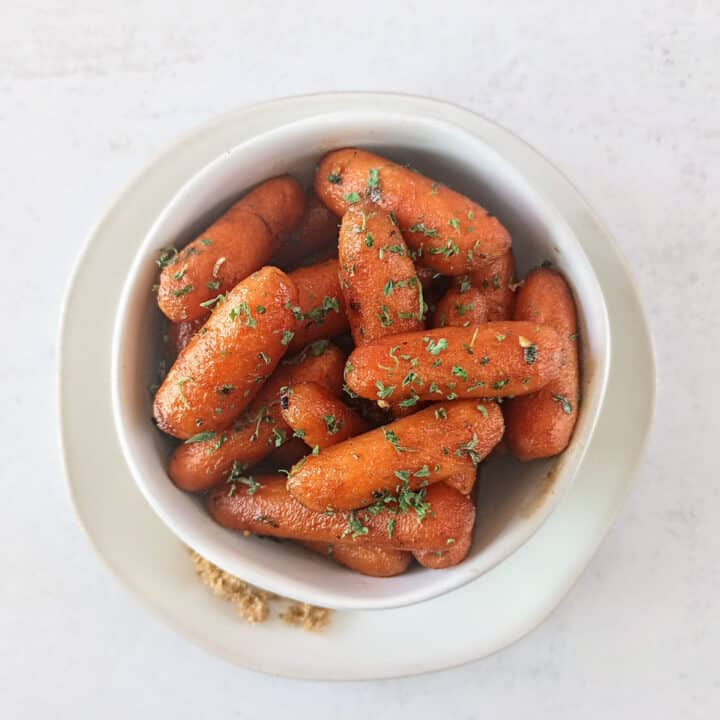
top-left (112, 110), bottom-right (610, 610)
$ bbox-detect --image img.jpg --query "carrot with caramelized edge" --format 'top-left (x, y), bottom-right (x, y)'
top-left (286, 400), bottom-right (503, 512)
top-left (167, 317), bottom-right (206, 357)
top-left (287, 259), bottom-right (349, 352)
top-left (158, 176), bottom-right (304, 322)
top-left (270, 193), bottom-right (338, 270)
top-left (280, 382), bottom-right (370, 450)
top-left (315, 148), bottom-right (511, 275)
top-left (430, 286), bottom-right (488, 328)
top-left (504, 267), bottom-right (580, 460)
top-left (300, 541), bottom-right (412, 577)
top-left (345, 321), bottom-right (563, 405)
top-left (153, 267), bottom-right (298, 439)
top-left (257, 437), bottom-right (309, 474)
top-left (414, 530), bottom-right (473, 569)
top-left (455, 250), bottom-right (516, 321)
top-left (339, 201), bottom-right (425, 345)
top-left (444, 469), bottom-right (477, 495)
top-left (168, 341), bottom-right (345, 491)
top-left (208, 476), bottom-right (475, 552)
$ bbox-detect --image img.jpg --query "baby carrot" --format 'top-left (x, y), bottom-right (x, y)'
top-left (153, 266), bottom-right (298, 439)
top-left (286, 400), bottom-right (503, 512)
top-left (344, 321), bottom-right (563, 405)
top-left (315, 148), bottom-right (511, 275)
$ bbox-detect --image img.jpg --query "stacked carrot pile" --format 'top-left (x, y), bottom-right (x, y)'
top-left (151, 149), bottom-right (580, 577)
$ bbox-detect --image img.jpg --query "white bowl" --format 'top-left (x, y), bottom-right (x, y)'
top-left (111, 107), bottom-right (610, 610)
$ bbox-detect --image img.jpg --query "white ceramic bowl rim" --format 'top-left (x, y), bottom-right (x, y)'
top-left (111, 106), bottom-right (610, 610)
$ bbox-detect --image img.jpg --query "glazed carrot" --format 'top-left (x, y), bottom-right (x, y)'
top-left (208, 476), bottom-right (475, 552)
top-left (339, 201), bottom-right (425, 345)
top-left (270, 193), bottom-right (339, 270)
top-left (168, 341), bottom-right (345, 491)
top-left (315, 148), bottom-right (511, 275)
top-left (287, 259), bottom-right (349, 352)
top-left (345, 322), bottom-right (563, 405)
top-left (241, 177), bottom-right (308, 247)
top-left (388, 401), bottom-right (426, 419)
top-left (455, 249), bottom-right (516, 321)
top-left (280, 382), bottom-right (370, 450)
top-left (153, 267), bottom-right (298, 439)
top-left (430, 286), bottom-right (488, 328)
top-left (167, 317), bottom-right (206, 357)
top-left (258, 437), bottom-right (309, 473)
top-left (157, 176), bottom-right (305, 322)
top-left (414, 530), bottom-right (473, 569)
top-left (286, 401), bottom-right (503, 512)
top-left (300, 541), bottom-right (412, 577)
top-left (504, 267), bottom-right (580, 460)
top-left (443, 468), bottom-right (477, 495)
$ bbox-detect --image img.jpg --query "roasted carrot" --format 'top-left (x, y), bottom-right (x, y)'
top-left (430, 286), bottom-right (488, 328)
top-left (208, 476), bottom-right (475, 552)
top-left (157, 176), bottom-right (305, 322)
top-left (287, 259), bottom-right (349, 352)
top-left (153, 267), bottom-right (298, 439)
top-left (300, 541), bottom-right (412, 577)
top-left (504, 267), bottom-right (580, 460)
top-left (258, 437), bottom-right (309, 473)
top-left (168, 341), bottom-right (345, 491)
top-left (443, 468), bottom-right (477, 495)
top-left (238, 176), bottom-right (306, 248)
top-left (280, 382), bottom-right (370, 450)
top-left (286, 400), bottom-right (503, 512)
top-left (344, 322), bottom-right (563, 405)
top-left (455, 249), bottom-right (516, 321)
top-left (167, 317), bottom-right (206, 357)
top-left (270, 193), bottom-right (339, 270)
top-left (315, 148), bottom-right (511, 275)
top-left (338, 201), bottom-right (425, 345)
top-left (414, 530), bottom-right (473, 569)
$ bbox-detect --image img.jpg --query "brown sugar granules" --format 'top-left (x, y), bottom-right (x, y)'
top-left (280, 602), bottom-right (332, 632)
top-left (189, 549), bottom-right (332, 630)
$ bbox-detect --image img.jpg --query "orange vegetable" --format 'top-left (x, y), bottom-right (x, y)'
top-left (258, 437), bottom-right (309, 473)
top-left (167, 317), bottom-right (206, 357)
top-left (280, 382), bottom-right (370, 450)
top-left (455, 249), bottom-right (516, 321)
top-left (338, 201), bottom-right (425, 345)
top-left (443, 469), bottom-right (477, 495)
top-left (504, 267), bottom-right (580, 460)
top-left (157, 176), bottom-right (304, 322)
top-left (345, 322), bottom-right (563, 405)
top-left (270, 193), bottom-right (339, 270)
top-left (414, 531), bottom-right (473, 568)
top-left (208, 476), bottom-right (475, 552)
top-left (430, 286), bottom-right (488, 328)
top-left (315, 148), bottom-right (511, 275)
top-left (286, 401), bottom-right (503, 512)
top-left (153, 267), bottom-right (298, 439)
top-left (287, 259), bottom-right (349, 352)
top-left (300, 541), bottom-right (412, 577)
top-left (168, 341), bottom-right (345, 491)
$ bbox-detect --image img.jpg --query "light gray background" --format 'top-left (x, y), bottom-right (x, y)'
top-left (2, 1), bottom-right (718, 717)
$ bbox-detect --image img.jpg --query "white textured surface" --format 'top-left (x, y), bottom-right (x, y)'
top-left (1, 1), bottom-right (718, 717)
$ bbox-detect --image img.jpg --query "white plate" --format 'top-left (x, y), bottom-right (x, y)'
top-left (59, 93), bottom-right (655, 680)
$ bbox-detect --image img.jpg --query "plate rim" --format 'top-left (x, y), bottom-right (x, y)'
top-left (58, 92), bottom-right (656, 680)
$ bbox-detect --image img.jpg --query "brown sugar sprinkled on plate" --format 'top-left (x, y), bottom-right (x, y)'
top-left (189, 549), bottom-right (331, 630)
